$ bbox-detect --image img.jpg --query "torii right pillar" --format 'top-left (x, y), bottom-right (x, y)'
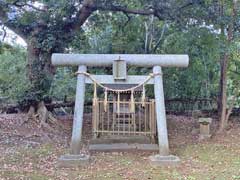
top-left (149, 66), bottom-right (180, 166)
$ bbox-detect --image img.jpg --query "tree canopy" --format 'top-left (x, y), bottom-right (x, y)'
top-left (0, 0), bottom-right (240, 129)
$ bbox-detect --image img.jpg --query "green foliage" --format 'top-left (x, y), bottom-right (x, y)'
top-left (162, 26), bottom-right (220, 100)
top-left (81, 13), bottom-right (222, 109)
top-left (0, 45), bottom-right (29, 103)
top-left (227, 41), bottom-right (240, 108)
top-left (49, 67), bottom-right (77, 101)
top-left (86, 12), bottom-right (147, 54)
top-left (0, 0), bottom-right (239, 112)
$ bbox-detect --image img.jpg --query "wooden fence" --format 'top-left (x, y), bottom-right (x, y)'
top-left (92, 99), bottom-right (157, 138)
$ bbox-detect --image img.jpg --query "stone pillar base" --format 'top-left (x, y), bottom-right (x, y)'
top-left (57, 154), bottom-right (90, 168)
top-left (199, 134), bottom-right (211, 140)
top-left (149, 154), bottom-right (180, 166)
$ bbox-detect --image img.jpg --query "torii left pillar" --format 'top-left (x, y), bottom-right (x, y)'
top-left (58, 65), bottom-right (90, 168)
top-left (71, 65), bottom-right (86, 154)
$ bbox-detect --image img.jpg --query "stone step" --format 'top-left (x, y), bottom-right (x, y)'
top-left (89, 143), bottom-right (159, 152)
top-left (90, 135), bottom-right (155, 144)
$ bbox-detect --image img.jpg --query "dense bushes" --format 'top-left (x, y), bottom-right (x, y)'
top-left (0, 46), bottom-right (29, 104)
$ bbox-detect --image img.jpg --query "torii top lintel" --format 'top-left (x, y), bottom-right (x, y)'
top-left (51, 54), bottom-right (189, 67)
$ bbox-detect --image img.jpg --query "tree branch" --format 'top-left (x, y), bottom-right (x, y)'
top-left (2, 0), bottom-right (46, 12)
top-left (71, 0), bottom-right (158, 33)
top-left (70, 0), bottom-right (97, 31)
top-left (91, 0), bottom-right (202, 21)
top-left (122, 12), bottom-right (131, 28)
top-left (0, 5), bottom-right (27, 40)
top-left (225, 84), bottom-right (239, 122)
top-left (1, 25), bottom-right (7, 41)
top-left (93, 3), bottom-right (156, 17)
top-left (151, 22), bottom-right (167, 53)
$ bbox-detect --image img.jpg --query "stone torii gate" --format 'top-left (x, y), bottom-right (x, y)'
top-left (51, 54), bottom-right (189, 167)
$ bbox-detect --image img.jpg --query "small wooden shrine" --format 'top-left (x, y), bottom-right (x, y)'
top-left (82, 59), bottom-right (156, 139)
top-left (92, 83), bottom-right (156, 140)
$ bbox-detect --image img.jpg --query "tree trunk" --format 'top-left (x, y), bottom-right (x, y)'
top-left (219, 54), bottom-right (228, 131)
top-left (218, 0), bottom-right (237, 131)
top-left (24, 37), bottom-right (56, 125)
top-left (27, 38), bottom-right (55, 103)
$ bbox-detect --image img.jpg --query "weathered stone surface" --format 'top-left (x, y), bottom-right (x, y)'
top-left (198, 118), bottom-right (212, 124)
top-left (149, 154), bottom-right (180, 166)
top-left (52, 54), bottom-right (189, 67)
top-left (57, 154), bottom-right (90, 168)
top-left (85, 75), bottom-right (154, 84)
top-left (90, 135), bottom-right (155, 144)
top-left (199, 134), bottom-right (211, 140)
top-left (198, 118), bottom-right (212, 140)
top-left (70, 65), bottom-right (86, 154)
top-left (153, 66), bottom-right (169, 156)
top-left (113, 59), bottom-right (127, 80)
top-left (89, 143), bottom-right (159, 152)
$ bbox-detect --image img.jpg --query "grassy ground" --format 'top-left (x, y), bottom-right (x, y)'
top-left (0, 114), bottom-right (240, 180)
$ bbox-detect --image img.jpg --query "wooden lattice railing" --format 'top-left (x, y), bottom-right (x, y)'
top-left (92, 99), bottom-right (157, 138)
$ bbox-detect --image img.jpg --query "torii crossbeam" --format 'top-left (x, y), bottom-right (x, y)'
top-left (52, 53), bottom-right (189, 167)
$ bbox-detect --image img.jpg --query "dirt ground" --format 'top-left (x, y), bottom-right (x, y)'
top-left (0, 113), bottom-right (240, 180)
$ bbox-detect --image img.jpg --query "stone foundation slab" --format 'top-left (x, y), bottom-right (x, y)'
top-left (149, 154), bottom-right (180, 166)
top-left (57, 154), bottom-right (90, 168)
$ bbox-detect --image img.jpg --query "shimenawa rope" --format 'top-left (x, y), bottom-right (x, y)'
top-left (75, 71), bottom-right (162, 113)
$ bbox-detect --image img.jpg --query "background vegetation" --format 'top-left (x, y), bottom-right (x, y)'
top-left (0, 0), bottom-right (239, 129)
